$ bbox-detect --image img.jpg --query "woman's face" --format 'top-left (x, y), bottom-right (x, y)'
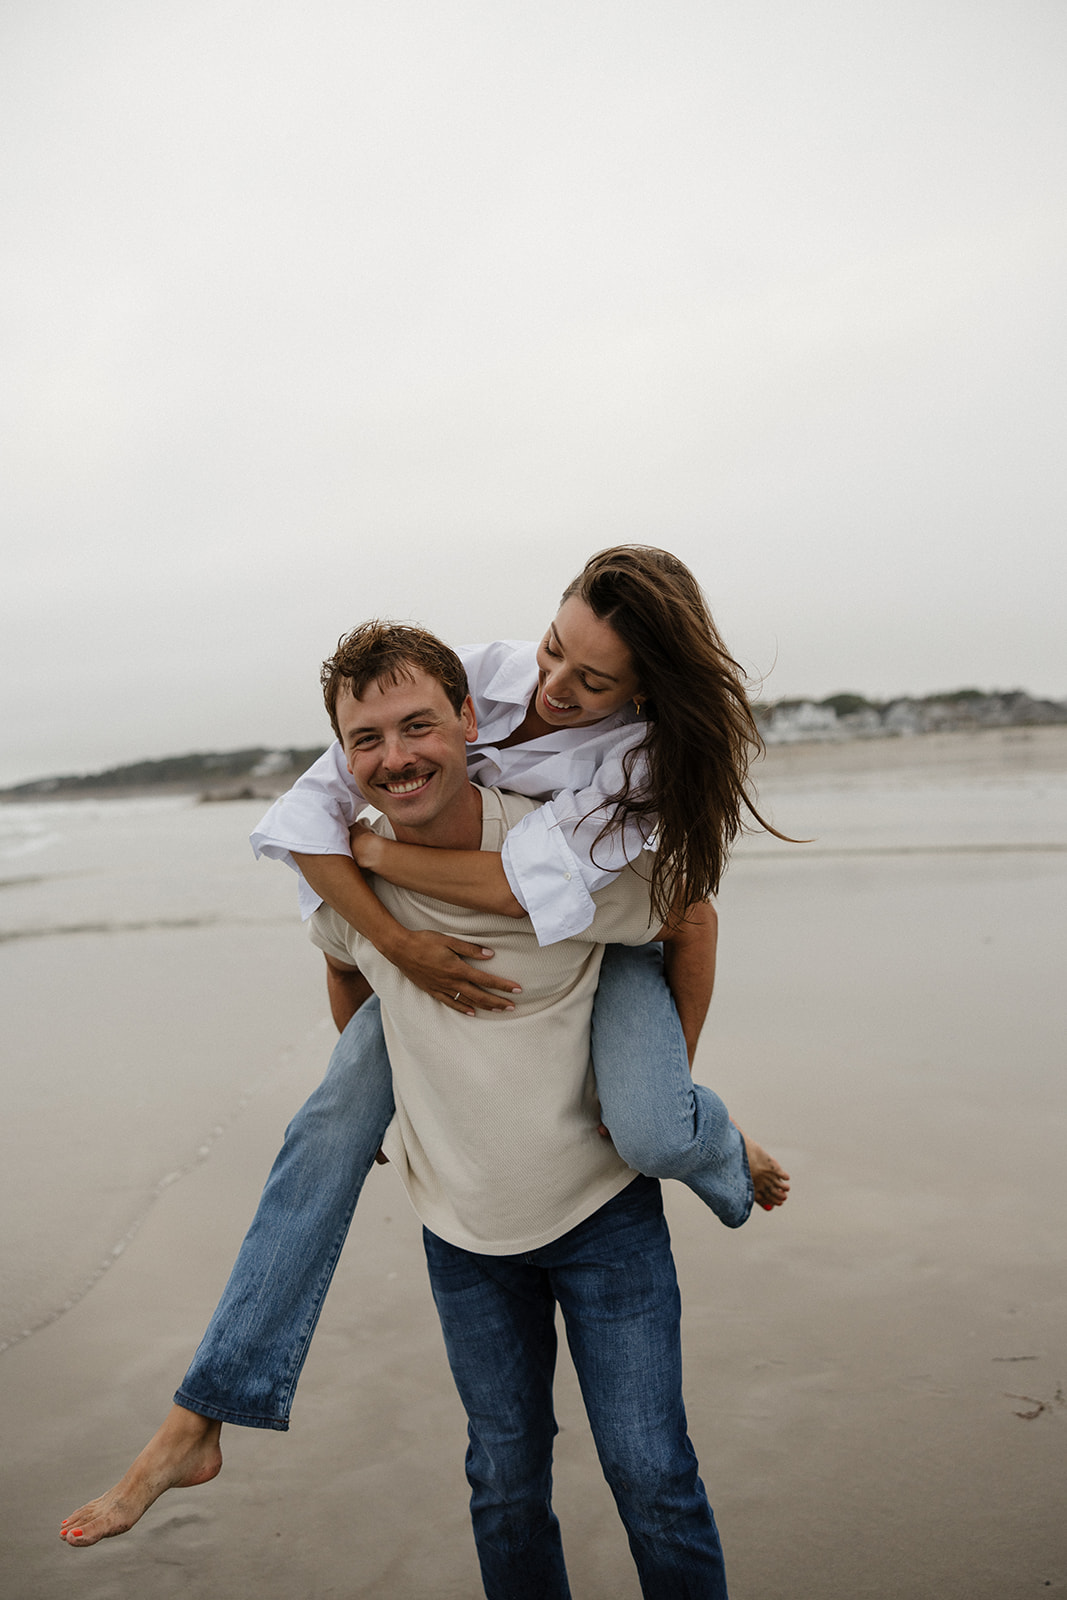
top-left (534, 596), bottom-right (643, 729)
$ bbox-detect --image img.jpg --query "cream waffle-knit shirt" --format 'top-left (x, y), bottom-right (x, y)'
top-left (308, 785), bottom-right (660, 1255)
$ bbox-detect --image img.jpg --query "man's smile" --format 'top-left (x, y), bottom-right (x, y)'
top-left (379, 772), bottom-right (434, 796)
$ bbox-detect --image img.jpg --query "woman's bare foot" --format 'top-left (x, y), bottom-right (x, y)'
top-left (59, 1405), bottom-right (223, 1548)
top-left (736, 1126), bottom-right (791, 1211)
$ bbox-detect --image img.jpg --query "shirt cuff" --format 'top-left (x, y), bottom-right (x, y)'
top-left (251, 794), bottom-right (356, 920)
top-left (501, 814), bottom-right (598, 946)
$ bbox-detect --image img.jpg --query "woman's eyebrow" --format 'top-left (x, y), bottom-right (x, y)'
top-left (550, 623), bottom-right (618, 682)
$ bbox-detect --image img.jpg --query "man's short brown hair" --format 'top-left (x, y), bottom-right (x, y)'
top-left (321, 620), bottom-right (470, 738)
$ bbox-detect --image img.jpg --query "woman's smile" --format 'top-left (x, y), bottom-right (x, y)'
top-left (541, 685), bottom-right (581, 714)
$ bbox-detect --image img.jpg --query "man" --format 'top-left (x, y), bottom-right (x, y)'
top-left (304, 621), bottom-right (736, 1599)
top-left (61, 621), bottom-right (761, 1594)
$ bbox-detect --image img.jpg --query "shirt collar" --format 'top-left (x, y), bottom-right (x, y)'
top-left (480, 640), bottom-right (539, 707)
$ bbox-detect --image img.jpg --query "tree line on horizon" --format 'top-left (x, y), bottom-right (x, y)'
top-left (4, 686), bottom-right (1066, 799)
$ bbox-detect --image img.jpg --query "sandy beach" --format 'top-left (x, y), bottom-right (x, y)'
top-left (2, 727), bottom-right (1065, 1598)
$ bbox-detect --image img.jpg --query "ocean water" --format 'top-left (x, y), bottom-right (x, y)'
top-left (739, 751), bottom-right (1067, 858)
top-left (717, 742), bottom-right (1067, 1233)
top-left (0, 795), bottom-right (328, 1350)
top-left (2, 749), bottom-right (1065, 1353)
top-left (0, 794), bottom-right (288, 932)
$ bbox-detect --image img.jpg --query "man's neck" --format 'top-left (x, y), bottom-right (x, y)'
top-left (391, 781), bottom-right (484, 852)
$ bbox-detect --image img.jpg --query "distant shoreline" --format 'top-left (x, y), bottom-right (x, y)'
top-left (4, 723), bottom-right (1067, 805)
top-left (0, 745), bottom-right (328, 805)
top-left (756, 686), bottom-right (1066, 745)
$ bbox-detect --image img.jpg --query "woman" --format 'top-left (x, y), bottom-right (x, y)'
top-left (60, 546), bottom-right (789, 1548)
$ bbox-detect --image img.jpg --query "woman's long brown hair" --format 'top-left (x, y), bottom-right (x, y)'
top-left (563, 545), bottom-right (786, 923)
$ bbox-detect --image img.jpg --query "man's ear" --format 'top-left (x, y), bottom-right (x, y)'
top-left (461, 694), bottom-right (479, 744)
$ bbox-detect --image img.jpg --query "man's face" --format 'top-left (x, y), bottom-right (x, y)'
top-left (336, 668), bottom-right (477, 839)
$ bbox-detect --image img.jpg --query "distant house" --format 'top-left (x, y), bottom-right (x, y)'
top-left (756, 691), bottom-right (1067, 745)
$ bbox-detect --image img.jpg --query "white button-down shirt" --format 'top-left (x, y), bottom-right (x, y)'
top-left (250, 640), bottom-right (653, 945)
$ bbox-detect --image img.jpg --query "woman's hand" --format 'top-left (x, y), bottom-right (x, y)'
top-left (350, 818), bottom-right (383, 872)
top-left (389, 927), bottom-right (522, 1015)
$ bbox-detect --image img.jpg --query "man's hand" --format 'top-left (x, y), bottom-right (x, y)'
top-left (389, 927), bottom-right (522, 1016)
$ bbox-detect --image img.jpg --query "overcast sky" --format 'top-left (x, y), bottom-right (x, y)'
top-left (3, 0), bottom-right (1065, 785)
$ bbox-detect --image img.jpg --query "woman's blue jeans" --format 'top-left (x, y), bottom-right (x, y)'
top-left (175, 943), bottom-right (751, 1430)
top-left (424, 1175), bottom-right (729, 1600)
top-left (591, 943), bottom-right (751, 1225)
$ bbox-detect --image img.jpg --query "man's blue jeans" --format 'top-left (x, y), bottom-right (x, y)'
top-left (175, 944), bottom-right (751, 1430)
top-left (424, 1176), bottom-right (729, 1600)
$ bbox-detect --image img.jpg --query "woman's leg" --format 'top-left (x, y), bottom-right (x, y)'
top-left (590, 945), bottom-right (753, 1227)
top-left (174, 995), bottom-right (394, 1429)
top-left (61, 998), bottom-right (396, 1547)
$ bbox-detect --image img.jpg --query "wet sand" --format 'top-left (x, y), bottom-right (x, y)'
top-left (2, 730), bottom-right (1065, 1597)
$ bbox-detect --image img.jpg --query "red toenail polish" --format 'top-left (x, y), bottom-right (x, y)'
top-left (71, 1529), bottom-right (83, 1537)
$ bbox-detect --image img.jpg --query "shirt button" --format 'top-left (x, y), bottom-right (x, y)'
top-left (563, 872), bottom-right (572, 880)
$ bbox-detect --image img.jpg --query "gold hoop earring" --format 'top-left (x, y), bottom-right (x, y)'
top-left (633, 697), bottom-right (644, 716)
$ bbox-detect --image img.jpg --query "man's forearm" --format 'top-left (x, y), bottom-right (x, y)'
top-left (660, 900), bottom-right (717, 1067)
top-left (325, 956), bottom-right (374, 1032)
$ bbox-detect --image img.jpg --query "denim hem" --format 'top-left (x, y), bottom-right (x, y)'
top-left (722, 1135), bottom-right (755, 1230)
top-left (173, 1389), bottom-right (290, 1432)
